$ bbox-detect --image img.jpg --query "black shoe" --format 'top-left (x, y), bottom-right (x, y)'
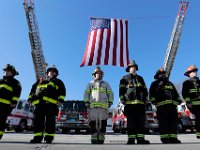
top-left (0, 135), bottom-right (2, 140)
top-left (44, 136), bottom-right (53, 144)
top-left (161, 138), bottom-right (170, 144)
top-left (30, 139), bottom-right (42, 143)
top-left (127, 138), bottom-right (135, 144)
top-left (197, 136), bottom-right (200, 139)
top-left (91, 140), bottom-right (98, 144)
top-left (45, 140), bottom-right (52, 144)
top-left (170, 138), bottom-right (181, 144)
top-left (137, 139), bottom-right (150, 144)
top-left (98, 140), bottom-right (104, 144)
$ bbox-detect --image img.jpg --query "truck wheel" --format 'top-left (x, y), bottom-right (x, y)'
top-left (177, 121), bottom-right (186, 133)
top-left (113, 128), bottom-right (120, 133)
top-left (62, 128), bottom-right (69, 134)
top-left (14, 120), bottom-right (27, 132)
top-left (144, 128), bottom-right (150, 134)
top-left (121, 129), bottom-right (126, 134)
top-left (85, 128), bottom-right (90, 133)
top-left (75, 129), bottom-right (80, 134)
top-left (190, 128), bottom-right (195, 133)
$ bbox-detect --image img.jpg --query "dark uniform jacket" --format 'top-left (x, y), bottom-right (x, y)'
top-left (0, 76), bottom-right (21, 105)
top-left (119, 73), bottom-right (148, 105)
top-left (149, 79), bottom-right (181, 107)
top-left (28, 77), bottom-right (66, 106)
top-left (182, 77), bottom-right (200, 105)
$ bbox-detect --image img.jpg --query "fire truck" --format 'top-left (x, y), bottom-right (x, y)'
top-left (112, 102), bottom-right (158, 133)
top-left (6, 100), bottom-right (34, 132)
top-left (177, 102), bottom-right (195, 133)
top-left (57, 100), bottom-right (90, 134)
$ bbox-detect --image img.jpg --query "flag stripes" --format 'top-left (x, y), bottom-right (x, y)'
top-left (80, 18), bottom-right (129, 67)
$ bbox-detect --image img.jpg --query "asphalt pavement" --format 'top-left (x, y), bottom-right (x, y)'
top-left (0, 131), bottom-right (200, 150)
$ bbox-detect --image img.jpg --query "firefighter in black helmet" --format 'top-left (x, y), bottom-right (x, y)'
top-left (0, 64), bottom-right (21, 140)
top-left (182, 65), bottom-right (200, 139)
top-left (119, 60), bottom-right (150, 144)
top-left (29, 65), bottom-right (66, 143)
top-left (149, 67), bottom-right (181, 144)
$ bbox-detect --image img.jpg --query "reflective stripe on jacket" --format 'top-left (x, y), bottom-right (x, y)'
top-left (182, 77), bottom-right (200, 105)
top-left (119, 73), bottom-right (148, 105)
top-left (0, 76), bottom-right (21, 105)
top-left (149, 79), bottom-right (181, 107)
top-left (28, 78), bottom-right (66, 105)
top-left (84, 80), bottom-right (113, 109)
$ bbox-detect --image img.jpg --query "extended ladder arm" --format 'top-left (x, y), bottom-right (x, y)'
top-left (163, 1), bottom-right (189, 78)
top-left (23, 0), bottom-right (47, 80)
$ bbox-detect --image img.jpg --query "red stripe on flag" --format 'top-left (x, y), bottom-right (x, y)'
top-left (112, 20), bottom-right (117, 66)
top-left (104, 29), bottom-right (111, 65)
top-left (125, 20), bottom-right (129, 65)
top-left (88, 30), bottom-right (97, 66)
top-left (96, 29), bottom-right (104, 65)
top-left (80, 32), bottom-right (91, 67)
top-left (120, 20), bottom-right (124, 67)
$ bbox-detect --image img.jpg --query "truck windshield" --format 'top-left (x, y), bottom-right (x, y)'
top-left (62, 101), bottom-right (87, 112)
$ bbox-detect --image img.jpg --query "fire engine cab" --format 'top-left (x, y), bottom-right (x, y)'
top-left (57, 100), bottom-right (90, 134)
top-left (6, 100), bottom-right (34, 132)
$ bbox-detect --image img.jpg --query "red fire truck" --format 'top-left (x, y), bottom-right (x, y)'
top-left (177, 102), bottom-right (195, 133)
top-left (57, 100), bottom-right (90, 134)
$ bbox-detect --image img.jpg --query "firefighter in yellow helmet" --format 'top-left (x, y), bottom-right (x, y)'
top-left (0, 64), bottom-right (21, 140)
top-left (182, 65), bottom-right (200, 139)
top-left (28, 65), bottom-right (66, 143)
top-left (149, 67), bottom-right (181, 144)
top-left (84, 66), bottom-right (114, 144)
top-left (119, 60), bottom-right (150, 144)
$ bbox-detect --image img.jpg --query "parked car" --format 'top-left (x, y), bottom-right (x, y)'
top-left (58, 100), bottom-right (90, 134)
top-left (112, 102), bottom-right (158, 134)
top-left (6, 100), bottom-right (34, 132)
top-left (177, 102), bottom-right (195, 133)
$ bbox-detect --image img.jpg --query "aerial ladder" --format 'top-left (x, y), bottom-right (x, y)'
top-left (163, 1), bottom-right (189, 78)
top-left (23, 0), bottom-right (47, 80)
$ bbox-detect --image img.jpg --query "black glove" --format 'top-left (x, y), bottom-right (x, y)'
top-left (85, 102), bottom-right (90, 108)
top-left (108, 102), bottom-right (113, 108)
top-left (120, 99), bottom-right (125, 105)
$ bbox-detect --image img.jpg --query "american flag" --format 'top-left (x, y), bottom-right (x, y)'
top-left (80, 18), bottom-right (129, 67)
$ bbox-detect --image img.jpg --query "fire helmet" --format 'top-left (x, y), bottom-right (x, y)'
top-left (92, 66), bottom-right (104, 77)
top-left (126, 60), bottom-right (138, 72)
top-left (184, 65), bottom-right (198, 77)
top-left (154, 67), bottom-right (166, 79)
top-left (47, 65), bottom-right (59, 76)
top-left (3, 64), bottom-right (19, 76)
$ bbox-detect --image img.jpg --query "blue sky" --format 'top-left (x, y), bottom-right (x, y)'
top-left (0, 0), bottom-right (199, 107)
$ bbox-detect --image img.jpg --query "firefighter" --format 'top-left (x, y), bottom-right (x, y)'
top-left (29, 65), bottom-right (66, 143)
top-left (149, 67), bottom-right (181, 144)
top-left (84, 66), bottom-right (113, 144)
top-left (119, 60), bottom-right (150, 144)
top-left (182, 65), bottom-right (200, 139)
top-left (0, 64), bottom-right (21, 140)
